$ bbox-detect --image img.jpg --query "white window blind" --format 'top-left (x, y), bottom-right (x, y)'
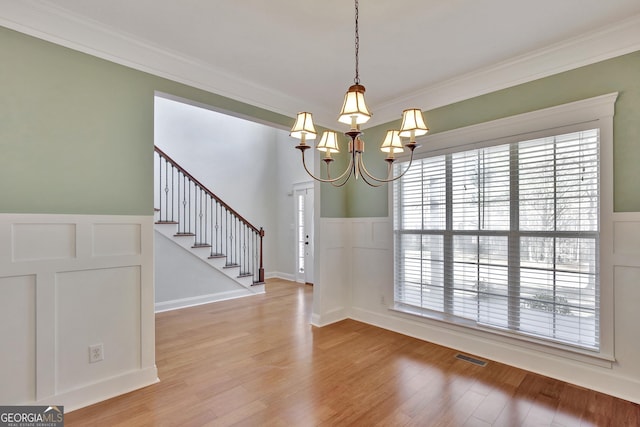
top-left (393, 129), bottom-right (599, 350)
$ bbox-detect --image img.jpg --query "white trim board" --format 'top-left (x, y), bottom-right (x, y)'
top-left (0, 2), bottom-right (638, 128)
top-left (0, 213), bottom-right (157, 411)
top-left (155, 290), bottom-right (253, 313)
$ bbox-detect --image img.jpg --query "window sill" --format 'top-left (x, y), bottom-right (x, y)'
top-left (391, 303), bottom-right (615, 368)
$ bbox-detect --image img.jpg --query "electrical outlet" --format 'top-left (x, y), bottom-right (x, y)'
top-left (89, 344), bottom-right (104, 363)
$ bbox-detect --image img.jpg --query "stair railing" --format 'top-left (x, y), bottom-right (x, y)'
top-left (154, 146), bottom-right (264, 284)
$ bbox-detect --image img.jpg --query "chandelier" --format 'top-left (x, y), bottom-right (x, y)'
top-left (289, 0), bottom-right (429, 187)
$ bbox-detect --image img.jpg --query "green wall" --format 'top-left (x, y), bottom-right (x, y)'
top-left (346, 50), bottom-right (640, 217)
top-left (0, 27), bottom-right (292, 215)
top-left (2, 26), bottom-right (638, 217)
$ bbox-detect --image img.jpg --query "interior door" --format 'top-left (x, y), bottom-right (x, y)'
top-left (294, 183), bottom-right (314, 284)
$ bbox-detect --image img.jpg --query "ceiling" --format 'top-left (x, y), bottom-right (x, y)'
top-left (2, 0), bottom-right (640, 128)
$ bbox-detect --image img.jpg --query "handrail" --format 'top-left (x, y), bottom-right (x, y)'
top-left (154, 146), bottom-right (264, 284)
top-left (154, 146), bottom-right (260, 234)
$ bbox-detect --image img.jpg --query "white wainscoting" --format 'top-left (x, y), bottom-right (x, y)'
top-left (311, 218), bottom-right (350, 327)
top-left (342, 215), bottom-right (640, 405)
top-left (0, 213), bottom-right (157, 411)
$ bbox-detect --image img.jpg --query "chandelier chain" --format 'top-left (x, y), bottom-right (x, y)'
top-left (290, 0), bottom-right (428, 188)
top-left (354, 0), bottom-right (360, 85)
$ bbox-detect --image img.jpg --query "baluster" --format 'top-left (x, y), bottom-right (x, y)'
top-left (199, 188), bottom-right (204, 244)
top-left (225, 209), bottom-right (229, 265)
top-left (170, 165), bottom-right (175, 222)
top-left (234, 215), bottom-right (237, 266)
top-left (236, 217), bottom-right (240, 267)
top-left (247, 226), bottom-right (251, 277)
top-left (181, 176), bottom-right (185, 233)
top-left (221, 207), bottom-right (225, 258)
top-left (164, 160), bottom-right (169, 221)
top-left (247, 228), bottom-right (251, 279)
top-left (188, 179), bottom-right (192, 235)
top-left (246, 226), bottom-right (248, 274)
top-left (157, 153), bottom-right (162, 221)
top-left (204, 190), bottom-right (208, 245)
top-left (193, 186), bottom-right (198, 241)
top-left (215, 202), bottom-right (220, 255)
top-left (228, 213), bottom-right (232, 265)
top-left (230, 214), bottom-right (235, 265)
top-left (210, 198), bottom-right (214, 256)
top-left (259, 228), bottom-right (264, 283)
top-left (242, 223), bottom-right (246, 275)
top-left (196, 187), bottom-right (202, 243)
top-left (233, 215), bottom-right (237, 266)
top-left (177, 172), bottom-right (182, 232)
top-left (231, 211), bottom-right (235, 265)
top-left (192, 183), bottom-right (197, 239)
top-left (234, 216), bottom-right (238, 267)
top-left (205, 192), bottom-right (209, 246)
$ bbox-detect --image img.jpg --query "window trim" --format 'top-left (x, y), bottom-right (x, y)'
top-left (390, 93), bottom-right (617, 362)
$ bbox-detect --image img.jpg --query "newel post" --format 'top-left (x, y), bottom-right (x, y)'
top-left (258, 227), bottom-right (265, 283)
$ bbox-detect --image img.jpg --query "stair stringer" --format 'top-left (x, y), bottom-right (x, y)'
top-left (154, 225), bottom-right (264, 311)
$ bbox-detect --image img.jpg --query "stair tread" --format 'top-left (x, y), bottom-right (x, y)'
top-left (223, 263), bottom-right (240, 269)
top-left (208, 254), bottom-right (226, 259)
top-left (174, 232), bottom-right (195, 237)
top-left (156, 221), bottom-right (179, 225)
top-left (192, 243), bottom-right (212, 248)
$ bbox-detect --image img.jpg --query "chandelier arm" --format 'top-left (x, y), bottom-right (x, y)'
top-left (328, 167), bottom-right (354, 187)
top-left (358, 148), bottom-right (417, 183)
top-left (356, 154), bottom-right (384, 187)
top-left (299, 148), bottom-right (354, 184)
top-left (328, 149), bottom-right (359, 187)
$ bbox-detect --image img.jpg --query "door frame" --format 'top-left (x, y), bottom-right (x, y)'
top-left (293, 181), bottom-right (314, 284)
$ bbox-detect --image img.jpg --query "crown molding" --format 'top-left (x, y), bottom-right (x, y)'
top-left (0, 0), bottom-right (321, 122)
top-left (367, 13), bottom-right (640, 128)
top-left (2, 1), bottom-right (639, 130)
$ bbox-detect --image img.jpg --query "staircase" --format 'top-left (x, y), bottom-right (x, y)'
top-left (154, 146), bottom-right (265, 293)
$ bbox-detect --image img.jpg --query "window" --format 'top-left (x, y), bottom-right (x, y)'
top-left (392, 93), bottom-right (616, 356)
top-left (297, 193), bottom-right (305, 274)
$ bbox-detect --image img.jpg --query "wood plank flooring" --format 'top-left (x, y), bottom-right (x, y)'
top-left (66, 278), bottom-right (639, 426)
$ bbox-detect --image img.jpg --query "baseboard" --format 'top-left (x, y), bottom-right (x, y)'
top-left (349, 306), bottom-right (640, 405)
top-left (310, 307), bottom-right (348, 327)
top-left (155, 289), bottom-right (252, 313)
top-left (266, 272), bottom-right (295, 281)
top-left (48, 367), bottom-right (158, 413)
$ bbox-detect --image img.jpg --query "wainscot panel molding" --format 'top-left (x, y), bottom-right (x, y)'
top-left (345, 214), bottom-right (640, 404)
top-left (311, 218), bottom-right (350, 327)
top-left (0, 213), bottom-right (157, 411)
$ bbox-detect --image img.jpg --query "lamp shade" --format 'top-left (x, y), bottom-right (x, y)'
top-left (380, 130), bottom-right (404, 153)
top-left (338, 84), bottom-right (372, 126)
top-left (398, 109), bottom-right (429, 138)
top-left (290, 112), bottom-right (317, 140)
top-left (317, 131), bottom-right (340, 153)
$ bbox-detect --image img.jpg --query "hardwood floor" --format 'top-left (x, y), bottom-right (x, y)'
top-left (66, 278), bottom-right (639, 426)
